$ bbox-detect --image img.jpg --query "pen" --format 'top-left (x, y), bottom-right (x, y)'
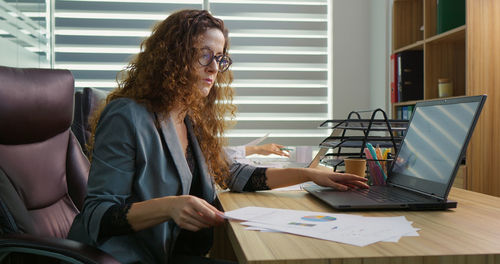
top-left (366, 143), bottom-right (387, 181)
top-left (280, 148), bottom-right (293, 152)
top-left (382, 148), bottom-right (390, 160)
top-left (382, 148), bottom-right (390, 174)
top-left (375, 145), bottom-right (384, 173)
top-left (375, 145), bottom-right (383, 161)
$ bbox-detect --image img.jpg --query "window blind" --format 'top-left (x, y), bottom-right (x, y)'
top-left (210, 0), bottom-right (331, 146)
top-left (52, 0), bottom-right (331, 146)
top-left (1, 0), bottom-right (50, 65)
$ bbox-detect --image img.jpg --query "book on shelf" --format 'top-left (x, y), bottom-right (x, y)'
top-left (397, 50), bottom-right (423, 102)
top-left (402, 106), bottom-right (408, 120)
top-left (390, 53), bottom-right (398, 103)
top-left (407, 105), bottom-right (414, 120)
top-left (397, 107), bottom-right (403, 120)
top-left (396, 105), bottom-right (414, 121)
top-left (437, 0), bottom-right (466, 34)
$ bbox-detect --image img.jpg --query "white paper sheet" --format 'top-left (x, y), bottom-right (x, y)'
top-left (244, 133), bottom-right (270, 146)
top-left (271, 181), bottom-right (315, 191)
top-left (224, 206), bottom-right (419, 247)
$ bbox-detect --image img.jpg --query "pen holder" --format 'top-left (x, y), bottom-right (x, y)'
top-left (366, 159), bottom-right (393, 186)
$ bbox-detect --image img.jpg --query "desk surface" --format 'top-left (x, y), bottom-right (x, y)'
top-left (216, 188), bottom-right (500, 264)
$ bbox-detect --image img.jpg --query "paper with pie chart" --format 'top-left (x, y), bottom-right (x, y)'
top-left (224, 206), bottom-right (419, 247)
top-left (225, 206), bottom-right (360, 232)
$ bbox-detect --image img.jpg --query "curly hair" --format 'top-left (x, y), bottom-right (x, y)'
top-left (88, 9), bottom-right (236, 188)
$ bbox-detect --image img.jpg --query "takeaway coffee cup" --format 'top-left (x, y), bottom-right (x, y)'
top-left (343, 158), bottom-right (366, 177)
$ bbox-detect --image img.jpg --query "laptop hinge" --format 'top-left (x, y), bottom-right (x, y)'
top-left (387, 182), bottom-right (446, 201)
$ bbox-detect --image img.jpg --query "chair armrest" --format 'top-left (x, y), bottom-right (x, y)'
top-left (0, 233), bottom-right (120, 264)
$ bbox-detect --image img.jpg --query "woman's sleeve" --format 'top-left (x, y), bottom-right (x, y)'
top-left (226, 163), bottom-right (270, 192)
top-left (242, 167), bottom-right (270, 191)
top-left (98, 203), bottom-right (134, 240)
top-left (78, 102), bottom-right (138, 244)
top-left (226, 162), bottom-right (256, 192)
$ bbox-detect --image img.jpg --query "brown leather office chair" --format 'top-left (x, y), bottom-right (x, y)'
top-left (71, 87), bottom-right (107, 157)
top-left (0, 66), bottom-right (119, 263)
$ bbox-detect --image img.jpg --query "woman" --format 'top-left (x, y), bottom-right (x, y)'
top-left (68, 9), bottom-right (368, 264)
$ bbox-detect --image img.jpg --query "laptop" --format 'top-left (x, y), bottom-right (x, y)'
top-left (304, 95), bottom-right (487, 210)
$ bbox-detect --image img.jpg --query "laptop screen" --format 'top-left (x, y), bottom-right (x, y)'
top-left (389, 96), bottom-right (485, 199)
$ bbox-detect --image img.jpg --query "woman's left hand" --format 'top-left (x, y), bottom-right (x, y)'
top-left (306, 168), bottom-right (369, 191)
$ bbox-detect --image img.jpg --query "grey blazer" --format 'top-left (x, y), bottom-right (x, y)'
top-left (68, 98), bottom-right (256, 263)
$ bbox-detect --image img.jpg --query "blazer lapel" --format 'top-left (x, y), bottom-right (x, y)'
top-left (156, 113), bottom-right (192, 195)
top-left (185, 117), bottom-right (215, 201)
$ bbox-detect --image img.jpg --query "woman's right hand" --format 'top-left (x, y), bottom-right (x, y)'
top-left (246, 143), bottom-right (290, 157)
top-left (167, 195), bottom-right (225, 232)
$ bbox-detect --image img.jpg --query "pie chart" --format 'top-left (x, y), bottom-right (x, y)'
top-left (301, 215), bottom-right (337, 222)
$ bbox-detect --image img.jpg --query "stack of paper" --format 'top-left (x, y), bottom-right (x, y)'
top-left (224, 206), bottom-right (419, 247)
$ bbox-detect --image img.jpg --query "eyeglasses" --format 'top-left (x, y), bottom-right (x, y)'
top-left (198, 48), bottom-right (232, 73)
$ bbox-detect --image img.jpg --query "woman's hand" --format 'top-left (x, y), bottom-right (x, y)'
top-left (167, 195), bottom-right (225, 231)
top-left (246, 143), bottom-right (290, 157)
top-left (306, 168), bottom-right (369, 191)
top-left (265, 167), bottom-right (369, 190)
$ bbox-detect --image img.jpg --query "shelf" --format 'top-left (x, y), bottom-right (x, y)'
top-left (393, 25), bottom-right (465, 54)
top-left (425, 25), bottom-right (466, 44)
top-left (392, 95), bottom-right (472, 121)
top-left (393, 0), bottom-right (500, 197)
top-left (391, 0), bottom-right (466, 118)
top-left (393, 100), bottom-right (420, 107)
top-left (393, 40), bottom-right (424, 54)
top-left (394, 95), bottom-right (469, 107)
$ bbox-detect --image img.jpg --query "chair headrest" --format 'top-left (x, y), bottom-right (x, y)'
top-left (82, 87), bottom-right (107, 120)
top-left (0, 66), bottom-right (75, 145)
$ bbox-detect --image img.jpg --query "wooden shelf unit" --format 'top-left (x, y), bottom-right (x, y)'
top-left (391, 0), bottom-right (500, 197)
top-left (392, 0), bottom-right (466, 120)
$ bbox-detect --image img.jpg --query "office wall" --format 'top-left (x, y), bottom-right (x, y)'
top-left (332, 0), bottom-right (390, 119)
top-left (369, 1), bottom-right (391, 113)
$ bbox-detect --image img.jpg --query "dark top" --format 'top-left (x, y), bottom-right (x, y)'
top-left (98, 137), bottom-right (269, 256)
top-left (68, 98), bottom-right (265, 263)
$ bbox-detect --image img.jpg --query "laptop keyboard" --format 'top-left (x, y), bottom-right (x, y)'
top-left (352, 187), bottom-right (422, 203)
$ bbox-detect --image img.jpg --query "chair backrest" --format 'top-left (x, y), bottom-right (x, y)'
top-left (72, 87), bottom-right (107, 156)
top-left (0, 66), bottom-right (90, 239)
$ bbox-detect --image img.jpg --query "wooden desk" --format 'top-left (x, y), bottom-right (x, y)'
top-left (214, 188), bottom-right (500, 264)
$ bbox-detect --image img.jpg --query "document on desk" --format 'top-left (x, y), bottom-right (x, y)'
top-left (234, 158), bottom-right (288, 168)
top-left (224, 206), bottom-right (419, 247)
top-left (244, 132), bottom-right (270, 146)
